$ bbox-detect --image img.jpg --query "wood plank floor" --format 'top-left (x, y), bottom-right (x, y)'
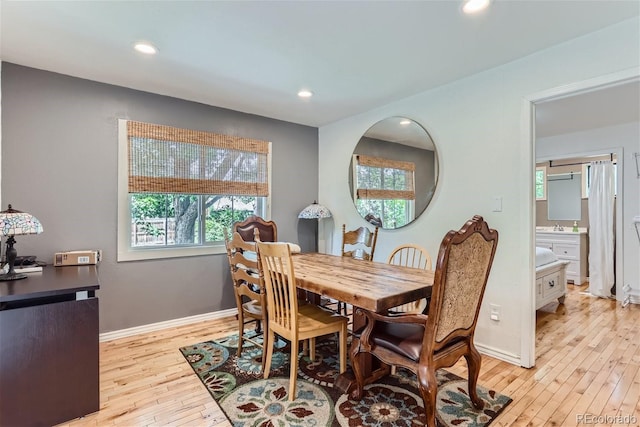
top-left (57, 284), bottom-right (639, 426)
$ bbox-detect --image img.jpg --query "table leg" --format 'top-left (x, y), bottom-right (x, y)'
top-left (334, 307), bottom-right (390, 395)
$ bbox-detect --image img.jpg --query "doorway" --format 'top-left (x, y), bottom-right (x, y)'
top-left (522, 69), bottom-right (640, 368)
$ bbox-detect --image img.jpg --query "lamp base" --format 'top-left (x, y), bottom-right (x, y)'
top-left (0, 272), bottom-right (27, 281)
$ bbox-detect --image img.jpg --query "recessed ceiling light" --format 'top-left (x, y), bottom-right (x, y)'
top-left (297, 90), bottom-right (314, 98)
top-left (462, 0), bottom-right (490, 14)
top-left (134, 42), bottom-right (158, 55)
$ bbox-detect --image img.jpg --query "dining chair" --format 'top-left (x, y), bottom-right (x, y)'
top-left (334, 224), bottom-right (379, 316)
top-left (350, 215), bottom-right (498, 427)
top-left (257, 241), bottom-right (348, 401)
top-left (341, 224), bottom-right (379, 261)
top-left (233, 215), bottom-right (278, 243)
top-left (224, 231), bottom-right (269, 372)
top-left (387, 244), bottom-right (433, 314)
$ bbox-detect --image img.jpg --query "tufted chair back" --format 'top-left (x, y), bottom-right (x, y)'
top-left (426, 219), bottom-right (498, 352)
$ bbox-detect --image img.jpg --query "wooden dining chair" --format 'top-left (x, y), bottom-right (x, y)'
top-left (224, 231), bottom-right (269, 372)
top-left (350, 215), bottom-right (498, 427)
top-left (341, 224), bottom-right (379, 261)
top-left (257, 241), bottom-right (348, 401)
top-left (387, 244), bottom-right (433, 314)
top-left (233, 215), bottom-right (278, 243)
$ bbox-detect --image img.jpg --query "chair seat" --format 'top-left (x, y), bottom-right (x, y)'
top-left (269, 303), bottom-right (347, 337)
top-left (356, 321), bottom-right (425, 362)
top-left (265, 303), bottom-right (346, 333)
top-left (242, 300), bottom-right (263, 317)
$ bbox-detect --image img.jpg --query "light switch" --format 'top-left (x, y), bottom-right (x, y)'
top-left (492, 197), bottom-right (502, 212)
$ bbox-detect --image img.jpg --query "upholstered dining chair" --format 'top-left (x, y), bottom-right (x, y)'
top-left (224, 231), bottom-right (269, 372)
top-left (233, 215), bottom-right (278, 243)
top-left (257, 241), bottom-right (348, 401)
top-left (387, 244), bottom-right (433, 314)
top-left (350, 215), bottom-right (498, 427)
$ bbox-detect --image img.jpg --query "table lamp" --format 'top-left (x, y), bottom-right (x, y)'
top-left (298, 201), bottom-right (332, 252)
top-left (0, 204), bottom-right (44, 281)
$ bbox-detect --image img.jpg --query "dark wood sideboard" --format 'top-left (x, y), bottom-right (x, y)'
top-left (0, 266), bottom-right (100, 427)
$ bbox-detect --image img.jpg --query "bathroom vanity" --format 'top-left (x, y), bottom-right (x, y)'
top-left (536, 228), bottom-right (588, 285)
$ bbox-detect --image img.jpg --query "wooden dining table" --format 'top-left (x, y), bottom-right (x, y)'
top-left (288, 252), bottom-right (434, 393)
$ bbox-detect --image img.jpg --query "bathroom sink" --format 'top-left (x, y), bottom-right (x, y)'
top-left (536, 226), bottom-right (586, 233)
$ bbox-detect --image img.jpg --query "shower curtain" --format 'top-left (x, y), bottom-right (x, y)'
top-left (588, 160), bottom-right (615, 298)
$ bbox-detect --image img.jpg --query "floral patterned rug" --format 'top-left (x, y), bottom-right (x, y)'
top-left (179, 332), bottom-right (512, 426)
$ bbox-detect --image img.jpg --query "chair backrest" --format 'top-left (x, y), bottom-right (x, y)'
top-left (387, 244), bottom-right (432, 313)
top-left (424, 215), bottom-right (498, 354)
top-left (233, 215), bottom-right (278, 243)
top-left (341, 224), bottom-right (379, 261)
top-left (387, 244), bottom-right (432, 270)
top-left (257, 242), bottom-right (298, 333)
top-left (225, 231), bottom-right (264, 298)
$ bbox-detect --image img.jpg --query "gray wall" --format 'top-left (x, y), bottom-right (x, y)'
top-left (1, 63), bottom-right (319, 333)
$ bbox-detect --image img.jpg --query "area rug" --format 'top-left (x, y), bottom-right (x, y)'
top-left (179, 332), bottom-right (512, 426)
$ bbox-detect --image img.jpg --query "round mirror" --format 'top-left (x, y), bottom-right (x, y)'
top-left (348, 117), bottom-right (438, 229)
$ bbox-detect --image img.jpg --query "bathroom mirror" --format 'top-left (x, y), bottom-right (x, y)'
top-left (348, 117), bottom-right (438, 229)
top-left (547, 171), bottom-right (582, 220)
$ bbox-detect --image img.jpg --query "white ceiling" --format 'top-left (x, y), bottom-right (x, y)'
top-left (1, 0), bottom-right (639, 131)
top-left (535, 80), bottom-right (640, 138)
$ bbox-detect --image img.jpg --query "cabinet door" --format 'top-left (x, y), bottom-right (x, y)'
top-left (0, 298), bottom-right (99, 427)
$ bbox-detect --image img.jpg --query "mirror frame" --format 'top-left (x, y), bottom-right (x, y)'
top-left (349, 116), bottom-right (438, 230)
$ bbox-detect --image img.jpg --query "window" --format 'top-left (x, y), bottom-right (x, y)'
top-left (353, 154), bottom-right (415, 229)
top-left (535, 166), bottom-right (546, 200)
top-left (118, 120), bottom-right (271, 261)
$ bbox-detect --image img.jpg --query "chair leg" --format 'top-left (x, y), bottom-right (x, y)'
top-left (348, 339), bottom-right (365, 400)
top-left (261, 320), bottom-right (269, 373)
top-left (465, 345), bottom-right (485, 410)
top-left (309, 337), bottom-right (316, 361)
top-left (339, 323), bottom-right (347, 373)
top-left (289, 339), bottom-right (299, 401)
top-left (236, 311), bottom-right (245, 358)
top-left (417, 368), bottom-right (438, 427)
top-left (263, 330), bottom-right (276, 379)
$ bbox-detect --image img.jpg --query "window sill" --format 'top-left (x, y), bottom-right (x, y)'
top-left (117, 244), bottom-right (226, 262)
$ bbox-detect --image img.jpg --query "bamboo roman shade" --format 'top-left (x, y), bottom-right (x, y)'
top-left (127, 121), bottom-right (270, 196)
top-left (355, 154), bottom-right (415, 200)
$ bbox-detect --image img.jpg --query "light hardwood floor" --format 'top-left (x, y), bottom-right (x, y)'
top-left (57, 284), bottom-right (639, 427)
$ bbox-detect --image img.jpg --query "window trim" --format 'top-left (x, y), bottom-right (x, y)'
top-left (117, 119), bottom-right (272, 262)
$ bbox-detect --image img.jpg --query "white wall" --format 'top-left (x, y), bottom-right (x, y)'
top-left (318, 18), bottom-right (640, 365)
top-left (537, 122), bottom-right (640, 301)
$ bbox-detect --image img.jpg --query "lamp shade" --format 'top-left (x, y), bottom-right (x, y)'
top-left (298, 201), bottom-right (332, 219)
top-left (0, 205), bottom-right (44, 236)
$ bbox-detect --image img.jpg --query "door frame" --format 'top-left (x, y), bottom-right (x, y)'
top-left (520, 67), bottom-right (640, 368)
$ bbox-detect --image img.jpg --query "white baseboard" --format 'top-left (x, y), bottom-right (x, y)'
top-left (475, 342), bottom-right (523, 367)
top-left (99, 308), bottom-right (238, 342)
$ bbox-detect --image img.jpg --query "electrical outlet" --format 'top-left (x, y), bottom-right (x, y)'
top-left (490, 304), bottom-right (500, 321)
